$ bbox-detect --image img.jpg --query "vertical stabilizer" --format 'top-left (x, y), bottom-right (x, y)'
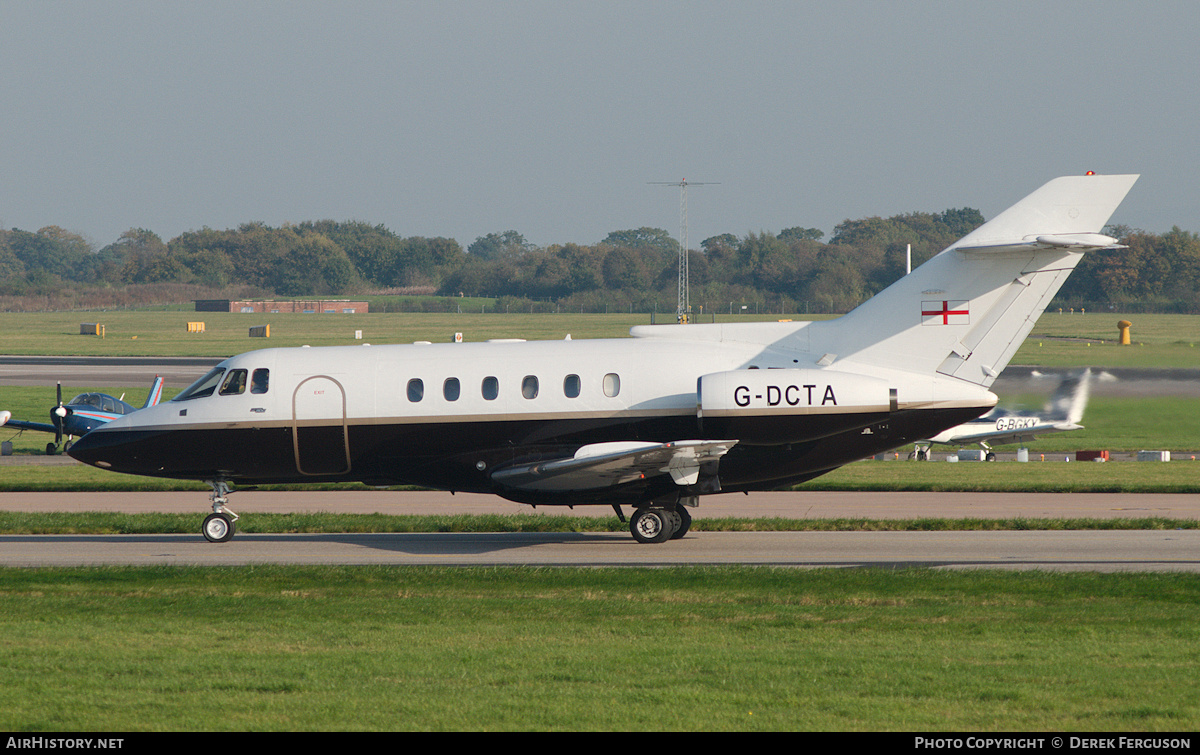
top-left (809, 174), bottom-right (1138, 387)
top-left (142, 376), bottom-right (165, 409)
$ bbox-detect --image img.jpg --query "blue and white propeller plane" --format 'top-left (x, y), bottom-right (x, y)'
top-left (67, 174), bottom-right (1138, 543)
top-left (910, 368), bottom-right (1092, 460)
top-left (1, 378), bottom-right (165, 455)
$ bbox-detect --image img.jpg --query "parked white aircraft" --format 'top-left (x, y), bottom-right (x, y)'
top-left (911, 368), bottom-right (1092, 460)
top-left (68, 173), bottom-right (1138, 543)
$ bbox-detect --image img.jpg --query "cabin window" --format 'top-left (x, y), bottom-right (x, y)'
top-left (563, 374), bottom-right (580, 398)
top-left (443, 377), bottom-right (461, 402)
top-left (250, 369), bottom-right (269, 394)
top-left (219, 369), bottom-right (247, 396)
top-left (603, 373), bottom-right (620, 397)
top-left (173, 368), bottom-right (226, 401)
top-left (482, 376), bottom-right (499, 401)
top-left (407, 378), bottom-right (424, 402)
top-left (522, 376), bottom-right (539, 400)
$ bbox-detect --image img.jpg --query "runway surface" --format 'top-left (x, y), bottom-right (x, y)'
top-left (3, 529), bottom-right (1198, 571)
top-left (1, 489), bottom-right (1197, 571)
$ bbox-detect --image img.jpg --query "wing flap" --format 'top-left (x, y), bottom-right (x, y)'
top-left (491, 440), bottom-right (738, 493)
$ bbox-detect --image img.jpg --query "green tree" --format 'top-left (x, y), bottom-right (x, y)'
top-left (272, 235), bottom-right (354, 296)
top-left (778, 226), bottom-right (824, 242)
top-left (601, 227), bottom-right (678, 254)
top-left (468, 230), bottom-right (532, 260)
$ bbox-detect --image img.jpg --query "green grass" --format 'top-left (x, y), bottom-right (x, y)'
top-left (1, 309), bottom-right (1196, 366)
top-left (1015, 311), bottom-right (1200, 368)
top-left (0, 566), bottom-right (1195, 731)
top-left (0, 311), bottom-right (658, 356)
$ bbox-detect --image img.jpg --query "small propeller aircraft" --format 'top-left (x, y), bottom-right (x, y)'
top-left (1, 377), bottom-right (165, 455)
top-left (910, 368), bottom-right (1092, 460)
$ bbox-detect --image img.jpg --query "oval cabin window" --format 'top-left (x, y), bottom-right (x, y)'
top-left (481, 376), bottom-right (499, 401)
top-left (443, 378), bottom-right (460, 402)
top-left (563, 374), bottom-right (580, 398)
top-left (407, 379), bottom-right (424, 402)
top-left (522, 376), bottom-right (539, 400)
top-left (603, 373), bottom-right (620, 397)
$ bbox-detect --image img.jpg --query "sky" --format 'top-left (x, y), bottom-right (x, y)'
top-left (1, 1), bottom-right (1196, 251)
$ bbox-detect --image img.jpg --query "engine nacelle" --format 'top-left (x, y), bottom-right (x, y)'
top-left (697, 369), bottom-right (895, 445)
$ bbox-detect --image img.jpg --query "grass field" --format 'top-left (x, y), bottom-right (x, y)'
top-left (0, 565), bottom-right (1196, 732)
top-left (0, 309), bottom-right (1196, 364)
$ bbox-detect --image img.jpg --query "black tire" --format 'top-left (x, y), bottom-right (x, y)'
top-left (630, 507), bottom-right (674, 544)
top-left (670, 506), bottom-right (692, 539)
top-left (202, 513), bottom-right (236, 543)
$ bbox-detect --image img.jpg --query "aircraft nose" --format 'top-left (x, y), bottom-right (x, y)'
top-left (66, 425), bottom-right (143, 472)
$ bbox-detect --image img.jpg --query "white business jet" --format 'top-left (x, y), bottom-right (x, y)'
top-left (68, 173), bottom-right (1138, 543)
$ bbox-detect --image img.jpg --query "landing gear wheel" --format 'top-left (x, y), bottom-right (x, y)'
top-left (202, 512), bottom-right (236, 543)
top-left (670, 505), bottom-right (692, 540)
top-left (985, 452), bottom-right (997, 462)
top-left (630, 507), bottom-right (674, 544)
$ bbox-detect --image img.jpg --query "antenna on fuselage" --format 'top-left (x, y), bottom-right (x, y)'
top-left (649, 179), bottom-right (717, 323)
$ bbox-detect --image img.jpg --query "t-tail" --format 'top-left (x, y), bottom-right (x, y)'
top-left (808, 173), bottom-right (1138, 387)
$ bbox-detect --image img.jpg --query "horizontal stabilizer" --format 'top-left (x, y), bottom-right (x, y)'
top-left (491, 439), bottom-right (738, 493)
top-left (957, 233), bottom-right (1123, 254)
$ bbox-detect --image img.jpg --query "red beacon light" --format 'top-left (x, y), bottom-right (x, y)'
top-left (1085, 171), bottom-right (1096, 175)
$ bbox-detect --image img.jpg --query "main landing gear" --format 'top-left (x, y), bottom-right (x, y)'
top-left (202, 480), bottom-right (240, 543)
top-left (622, 496), bottom-right (695, 544)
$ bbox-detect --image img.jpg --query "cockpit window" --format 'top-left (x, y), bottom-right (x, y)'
top-left (219, 369), bottom-right (247, 396)
top-left (173, 368), bottom-right (226, 401)
top-left (250, 369), bottom-right (269, 394)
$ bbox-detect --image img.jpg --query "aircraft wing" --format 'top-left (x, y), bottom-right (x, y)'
top-left (933, 421), bottom-right (1082, 448)
top-left (490, 440), bottom-right (738, 493)
top-left (0, 412), bottom-right (57, 434)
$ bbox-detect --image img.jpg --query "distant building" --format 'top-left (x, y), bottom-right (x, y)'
top-left (195, 300), bottom-right (369, 314)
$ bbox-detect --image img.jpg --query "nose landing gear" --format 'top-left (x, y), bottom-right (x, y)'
top-left (201, 480), bottom-right (239, 543)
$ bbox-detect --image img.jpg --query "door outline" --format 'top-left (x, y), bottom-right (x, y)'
top-left (292, 375), bottom-right (351, 475)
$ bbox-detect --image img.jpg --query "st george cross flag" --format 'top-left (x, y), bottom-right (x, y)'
top-left (921, 300), bottom-right (969, 325)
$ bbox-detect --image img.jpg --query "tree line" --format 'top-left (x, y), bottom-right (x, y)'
top-left (2, 209), bottom-right (1197, 313)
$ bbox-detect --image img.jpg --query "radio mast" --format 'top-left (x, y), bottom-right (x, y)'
top-left (649, 179), bottom-right (717, 323)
